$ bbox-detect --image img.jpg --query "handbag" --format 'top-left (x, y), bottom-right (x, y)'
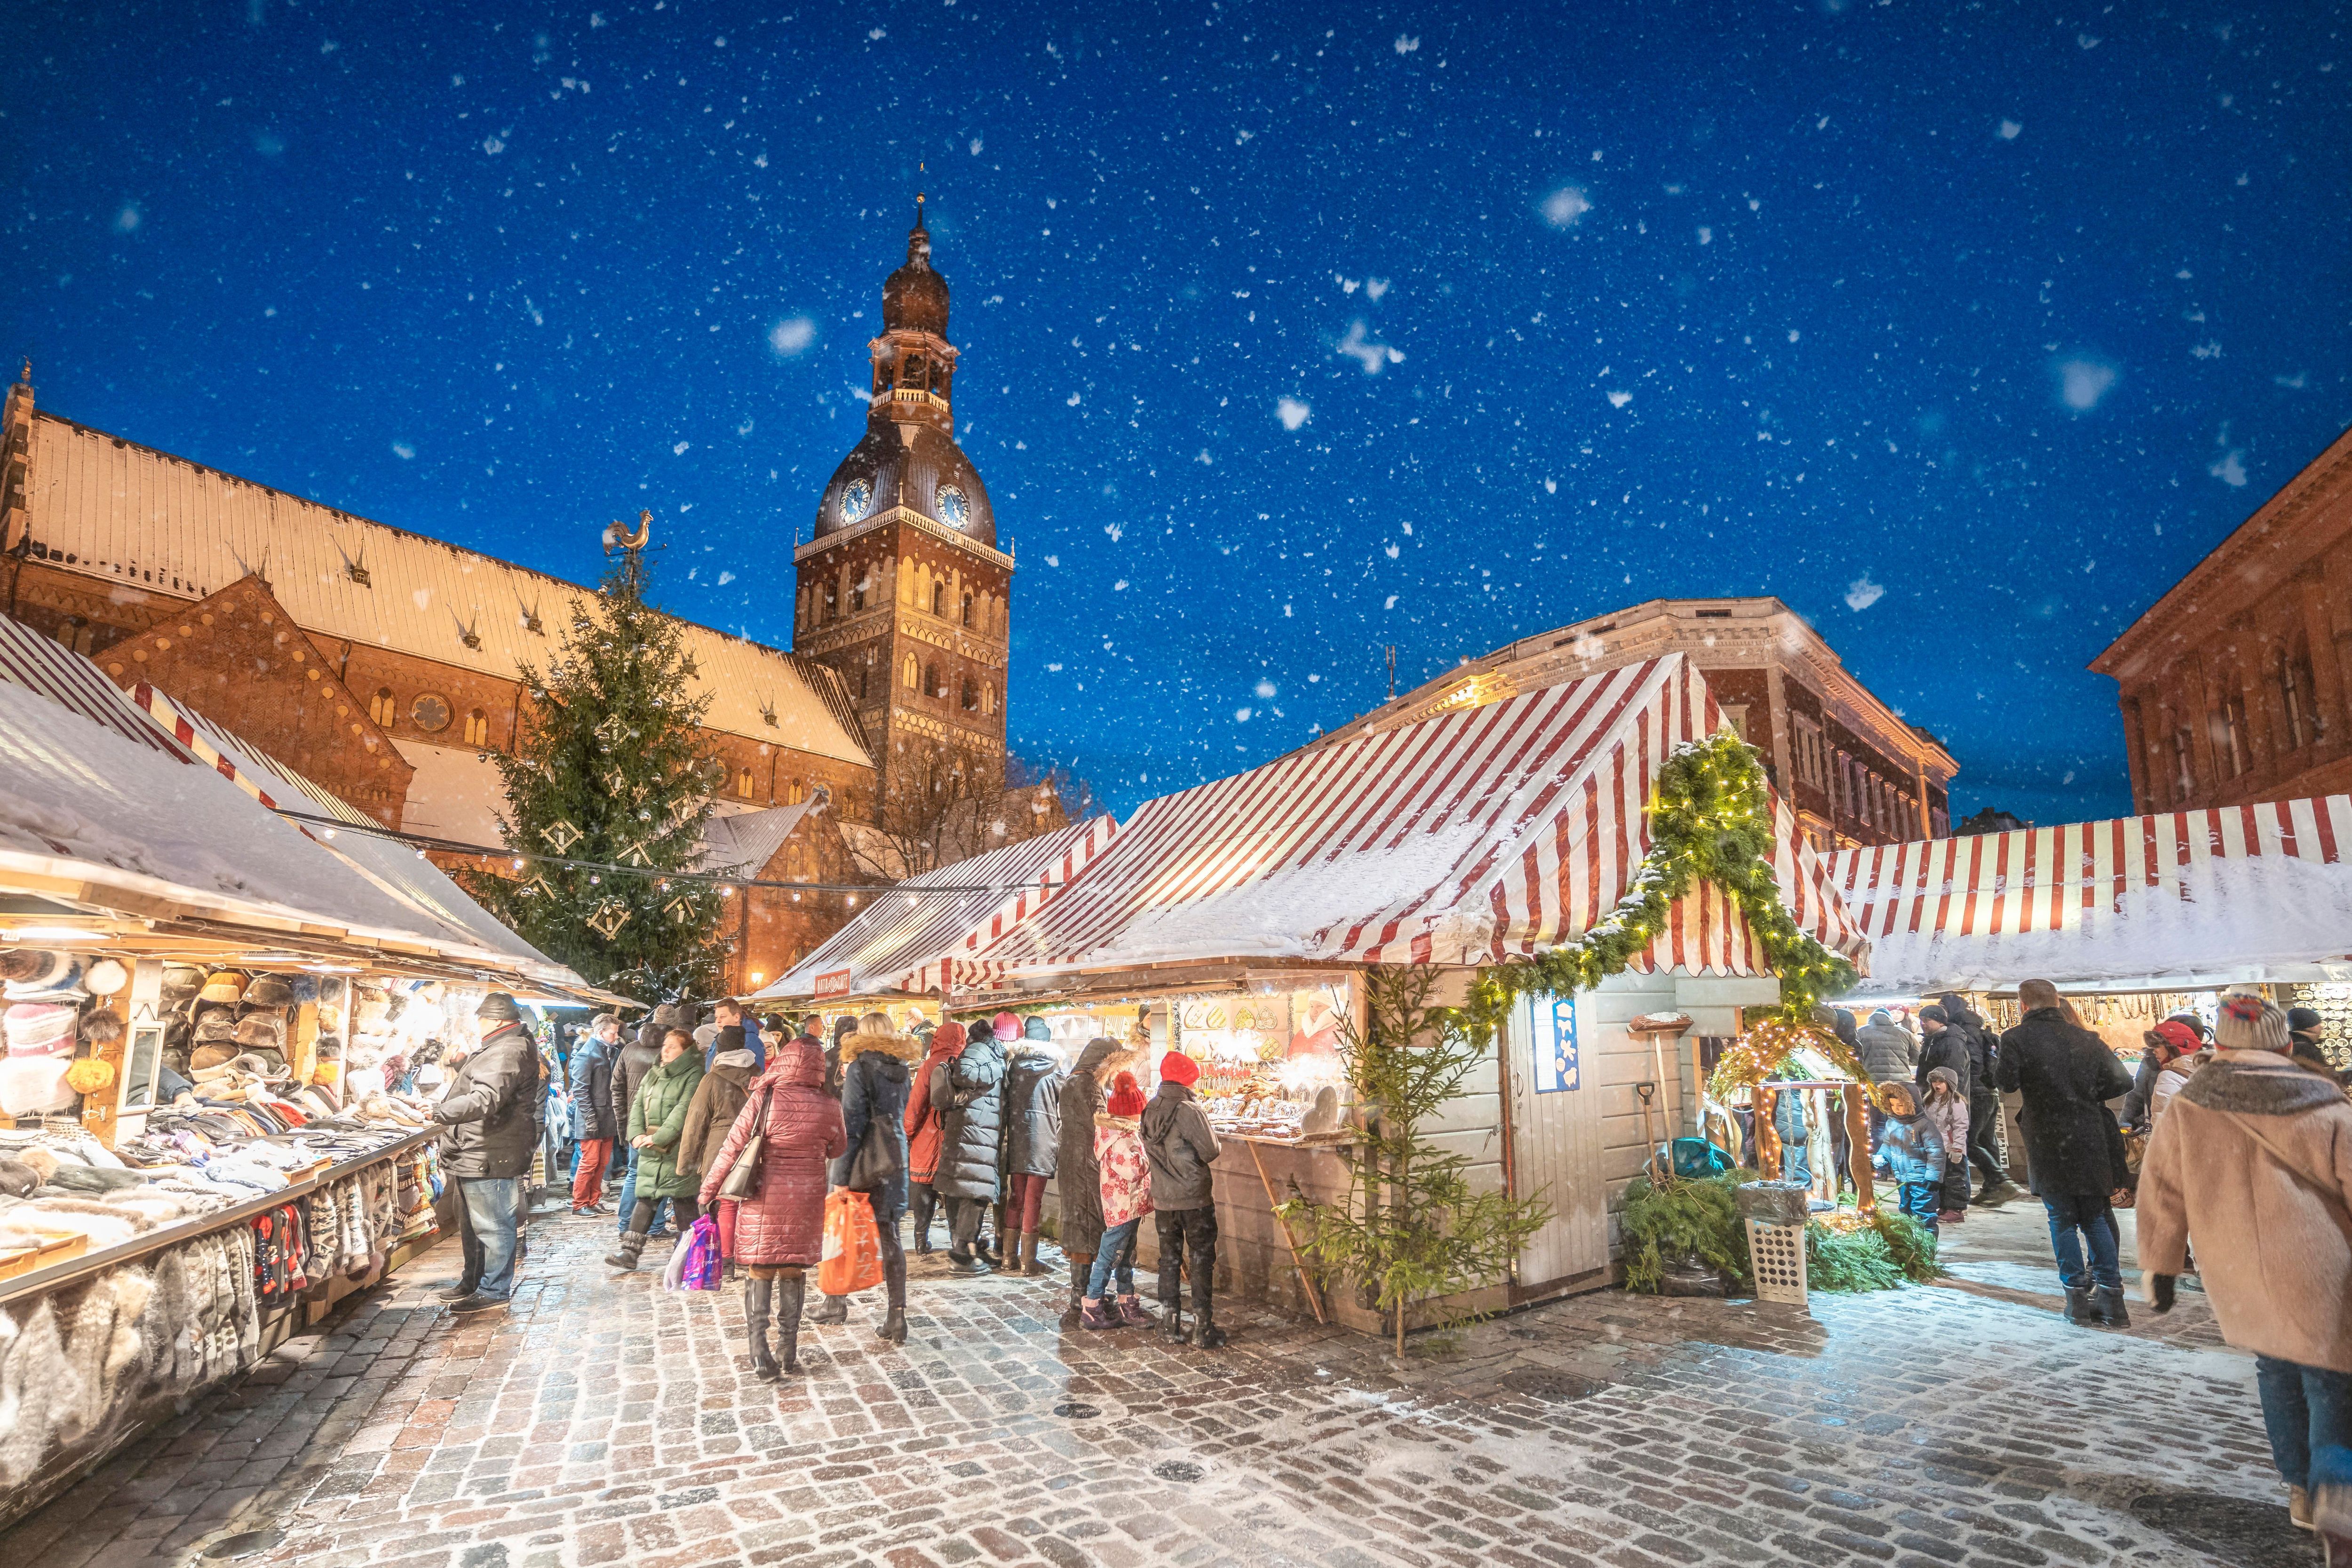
top-left (843, 1114), bottom-right (903, 1193)
top-left (818, 1187), bottom-right (884, 1295)
top-left (717, 1086), bottom-right (772, 1202)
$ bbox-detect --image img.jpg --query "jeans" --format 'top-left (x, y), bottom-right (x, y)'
top-left (615, 1147), bottom-right (668, 1235)
top-left (456, 1176), bottom-right (523, 1300)
top-left (2040, 1192), bottom-right (2121, 1291)
top-left (2255, 1356), bottom-right (2352, 1492)
top-left (1967, 1094), bottom-right (2010, 1184)
top-left (1086, 1218), bottom-right (1140, 1299)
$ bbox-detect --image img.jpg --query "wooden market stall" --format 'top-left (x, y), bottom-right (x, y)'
top-left (0, 618), bottom-right (615, 1523)
top-left (928, 654), bottom-right (1871, 1330)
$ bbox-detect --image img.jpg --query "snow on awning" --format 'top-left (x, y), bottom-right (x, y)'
top-left (943, 656), bottom-right (1865, 989)
top-left (751, 815), bottom-right (1120, 1002)
top-left (1827, 797), bottom-right (2352, 996)
top-left (0, 618), bottom-right (193, 760)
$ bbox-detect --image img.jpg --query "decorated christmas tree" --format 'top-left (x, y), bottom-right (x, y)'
top-left (464, 525), bottom-right (728, 1001)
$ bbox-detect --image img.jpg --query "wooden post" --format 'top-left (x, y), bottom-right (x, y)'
top-left (79, 991), bottom-right (128, 1149)
top-left (1755, 1088), bottom-right (1782, 1179)
top-left (1247, 1138), bottom-right (1327, 1326)
top-left (1843, 1085), bottom-right (1876, 1212)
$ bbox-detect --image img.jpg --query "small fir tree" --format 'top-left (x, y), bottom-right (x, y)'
top-left (463, 540), bottom-right (727, 1001)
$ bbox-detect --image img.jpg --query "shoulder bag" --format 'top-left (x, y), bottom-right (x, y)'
top-left (718, 1085), bottom-right (773, 1202)
top-left (844, 1107), bottom-right (904, 1193)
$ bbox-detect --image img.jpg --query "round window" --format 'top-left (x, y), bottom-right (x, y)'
top-left (410, 692), bottom-right (453, 733)
top-left (839, 478), bottom-right (873, 523)
top-left (936, 485), bottom-right (969, 528)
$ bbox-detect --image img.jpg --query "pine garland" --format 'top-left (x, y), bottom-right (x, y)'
top-left (1433, 729), bottom-right (1859, 1051)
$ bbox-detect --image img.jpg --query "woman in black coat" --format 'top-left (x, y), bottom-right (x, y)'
top-left (808, 1013), bottom-right (919, 1342)
top-left (1054, 1037), bottom-right (1125, 1317)
top-left (998, 1021), bottom-right (1066, 1277)
top-left (932, 1016), bottom-right (1009, 1271)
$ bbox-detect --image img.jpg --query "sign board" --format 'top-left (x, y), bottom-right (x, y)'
top-left (1532, 995), bottom-right (1580, 1093)
top-left (812, 969), bottom-right (854, 1000)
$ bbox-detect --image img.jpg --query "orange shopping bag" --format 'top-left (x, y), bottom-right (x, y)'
top-left (818, 1188), bottom-right (883, 1295)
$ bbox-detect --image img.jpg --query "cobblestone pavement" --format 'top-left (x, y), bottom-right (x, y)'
top-left (2, 1200), bottom-right (2313, 1568)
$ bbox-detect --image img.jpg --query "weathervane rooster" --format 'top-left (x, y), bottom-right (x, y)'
top-left (602, 509), bottom-right (652, 554)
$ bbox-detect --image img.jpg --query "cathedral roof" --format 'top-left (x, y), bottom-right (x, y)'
top-left (815, 420), bottom-right (998, 552)
top-left (882, 200), bottom-right (950, 337)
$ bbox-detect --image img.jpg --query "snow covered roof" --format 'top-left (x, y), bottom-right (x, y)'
top-left (701, 795), bottom-right (829, 879)
top-left (946, 656), bottom-right (1865, 988)
top-left (23, 409), bottom-right (872, 766)
top-left (0, 617), bottom-right (191, 759)
top-left (753, 815), bottom-right (1120, 1001)
top-left (1827, 797), bottom-right (2352, 996)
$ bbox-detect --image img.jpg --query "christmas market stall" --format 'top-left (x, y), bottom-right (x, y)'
top-left (746, 814), bottom-right (1121, 1038)
top-left (928, 653), bottom-right (1870, 1336)
top-left (0, 618), bottom-right (612, 1522)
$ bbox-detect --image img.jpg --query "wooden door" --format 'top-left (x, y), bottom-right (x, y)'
top-left (1507, 991), bottom-right (1611, 1290)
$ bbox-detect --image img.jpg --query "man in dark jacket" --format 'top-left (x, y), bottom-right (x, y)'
top-left (1915, 1007), bottom-right (1972, 1098)
top-left (1141, 1051), bottom-right (1228, 1347)
top-left (1939, 992), bottom-right (2018, 1203)
top-left (705, 997), bottom-right (765, 1072)
top-left (432, 993), bottom-right (542, 1311)
top-left (611, 1002), bottom-right (682, 1236)
top-left (1995, 979), bottom-right (2135, 1327)
top-left (567, 1013), bottom-right (621, 1215)
top-left (998, 1019), bottom-right (1066, 1278)
top-left (931, 1015), bottom-right (1009, 1271)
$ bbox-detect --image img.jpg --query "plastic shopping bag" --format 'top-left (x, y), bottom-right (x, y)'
top-left (673, 1214), bottom-right (724, 1291)
top-left (817, 1188), bottom-right (883, 1296)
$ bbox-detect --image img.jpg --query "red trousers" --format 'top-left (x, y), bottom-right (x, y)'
top-left (1007, 1172), bottom-right (1049, 1231)
top-left (571, 1138), bottom-right (612, 1209)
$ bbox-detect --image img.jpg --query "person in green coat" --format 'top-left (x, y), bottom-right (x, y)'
top-left (605, 1027), bottom-right (707, 1271)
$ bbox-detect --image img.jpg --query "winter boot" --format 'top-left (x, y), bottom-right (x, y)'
top-left (807, 1291), bottom-right (850, 1325)
top-left (744, 1277), bottom-right (780, 1382)
top-left (1021, 1232), bottom-right (1049, 1277)
top-left (1193, 1308), bottom-right (1229, 1350)
top-left (604, 1231), bottom-right (648, 1271)
top-left (1080, 1298), bottom-right (1115, 1330)
top-left (1062, 1255), bottom-right (1091, 1323)
top-left (2090, 1285), bottom-right (2131, 1328)
top-left (2063, 1286), bottom-right (2095, 1325)
top-left (1116, 1294), bottom-right (1156, 1328)
top-left (878, 1306), bottom-right (908, 1345)
top-left (1160, 1298), bottom-right (1188, 1343)
top-left (775, 1273), bottom-right (806, 1374)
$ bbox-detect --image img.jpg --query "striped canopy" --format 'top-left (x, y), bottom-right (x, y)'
top-left (943, 655), bottom-right (1865, 989)
top-left (754, 815), bottom-right (1121, 1001)
top-left (1828, 797), bottom-right (2352, 995)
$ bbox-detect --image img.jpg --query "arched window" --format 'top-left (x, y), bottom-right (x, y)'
top-left (463, 709), bottom-right (490, 747)
top-left (787, 778), bottom-right (807, 805)
top-left (902, 654), bottom-right (919, 689)
top-left (961, 675), bottom-right (979, 711)
top-left (852, 575), bottom-right (868, 613)
top-left (924, 661), bottom-right (942, 699)
top-left (898, 557), bottom-right (916, 604)
top-left (961, 592), bottom-right (974, 627)
top-left (931, 580), bottom-right (947, 617)
top-left (738, 766), bottom-right (756, 799)
top-left (823, 581), bottom-right (839, 621)
top-left (53, 618), bottom-right (95, 656)
top-left (369, 688), bottom-right (397, 728)
top-left (982, 683), bottom-right (995, 716)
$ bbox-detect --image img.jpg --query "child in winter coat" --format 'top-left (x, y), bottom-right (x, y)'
top-left (2144, 1019), bottom-right (2209, 1130)
top-left (1920, 1067), bottom-right (1971, 1225)
top-left (1873, 1080), bottom-right (1948, 1235)
top-left (1082, 1072), bottom-right (1155, 1330)
top-left (1141, 1051), bottom-right (1228, 1347)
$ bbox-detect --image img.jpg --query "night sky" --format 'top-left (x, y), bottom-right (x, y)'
top-left (8, 3), bottom-right (2350, 826)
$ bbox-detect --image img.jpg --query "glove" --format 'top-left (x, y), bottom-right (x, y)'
top-left (2150, 1274), bottom-right (2177, 1314)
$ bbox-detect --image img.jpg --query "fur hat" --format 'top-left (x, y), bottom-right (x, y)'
top-left (0, 1054), bottom-right (75, 1115)
top-left (190, 1042), bottom-right (240, 1072)
top-left (198, 971), bottom-right (248, 1006)
top-left (234, 1015), bottom-right (284, 1050)
top-left (2215, 992), bottom-right (2289, 1054)
top-left (5, 1003), bottom-right (78, 1057)
top-left (991, 1011), bottom-right (1022, 1042)
top-left (242, 975), bottom-right (296, 1009)
top-left (80, 1011), bottom-right (124, 1047)
top-left (65, 1056), bottom-right (117, 1095)
top-left (1158, 1050), bottom-right (1201, 1089)
top-left (192, 1012), bottom-right (238, 1045)
top-left (82, 959), bottom-right (129, 997)
top-left (161, 965), bottom-right (205, 1003)
top-left (3, 952), bottom-right (84, 1003)
top-left (1107, 1071), bottom-right (1146, 1118)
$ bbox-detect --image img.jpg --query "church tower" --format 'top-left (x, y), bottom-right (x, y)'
top-left (793, 198), bottom-right (1012, 816)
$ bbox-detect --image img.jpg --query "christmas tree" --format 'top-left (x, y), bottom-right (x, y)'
top-left (464, 528), bottom-right (728, 1001)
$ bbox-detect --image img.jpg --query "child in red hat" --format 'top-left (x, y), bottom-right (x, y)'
top-left (1143, 1051), bottom-right (1228, 1346)
top-left (1081, 1072), bottom-right (1155, 1329)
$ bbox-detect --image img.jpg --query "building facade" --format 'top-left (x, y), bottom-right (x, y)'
top-left (2093, 422), bottom-right (2352, 813)
top-left (1318, 597), bottom-right (1956, 851)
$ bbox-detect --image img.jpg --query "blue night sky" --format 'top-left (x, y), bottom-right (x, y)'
top-left (8, 2), bottom-right (2349, 825)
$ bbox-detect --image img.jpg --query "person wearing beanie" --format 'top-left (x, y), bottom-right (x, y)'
top-left (998, 1022), bottom-right (1067, 1278)
top-left (1872, 1080), bottom-right (1948, 1235)
top-left (429, 992), bottom-right (541, 1311)
top-left (1081, 1071), bottom-right (1155, 1329)
top-left (903, 1021), bottom-right (965, 1254)
top-left (611, 1001), bottom-right (683, 1237)
top-left (931, 1015), bottom-right (1009, 1270)
top-left (1918, 1067), bottom-right (1971, 1224)
top-left (1995, 979), bottom-right (2134, 1328)
top-left (2142, 988), bottom-right (2352, 1536)
top-left (1141, 1050), bottom-right (1228, 1347)
top-left (2284, 1006), bottom-right (2342, 1082)
top-left (2143, 1020), bottom-right (2210, 1130)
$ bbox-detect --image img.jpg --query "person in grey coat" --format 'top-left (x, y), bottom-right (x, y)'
top-left (998, 1020), bottom-right (1066, 1278)
top-left (1141, 1051), bottom-right (1227, 1347)
top-left (1855, 1009), bottom-right (1917, 1083)
top-left (931, 1014), bottom-right (1009, 1270)
top-left (1055, 1037), bottom-right (1124, 1319)
top-left (431, 994), bottom-right (542, 1311)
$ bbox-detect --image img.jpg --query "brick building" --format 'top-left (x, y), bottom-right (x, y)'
top-left (1318, 597), bottom-right (1956, 850)
top-left (2092, 422), bottom-right (2352, 812)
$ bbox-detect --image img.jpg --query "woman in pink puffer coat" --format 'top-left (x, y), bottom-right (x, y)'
top-left (699, 1037), bottom-right (844, 1380)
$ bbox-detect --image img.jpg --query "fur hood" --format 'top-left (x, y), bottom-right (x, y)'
top-left (2180, 1049), bottom-right (2347, 1116)
top-left (841, 1028), bottom-right (922, 1065)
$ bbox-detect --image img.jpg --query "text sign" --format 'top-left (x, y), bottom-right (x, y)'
top-left (812, 969), bottom-right (854, 1000)
top-left (1532, 996), bottom-right (1580, 1093)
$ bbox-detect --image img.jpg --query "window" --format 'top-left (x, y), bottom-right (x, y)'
top-left (903, 654), bottom-right (919, 689)
top-left (1720, 703), bottom-right (1748, 742)
top-left (463, 709), bottom-right (490, 747)
top-left (982, 682), bottom-right (995, 716)
top-left (961, 592), bottom-right (974, 628)
top-left (925, 661), bottom-right (942, 698)
top-left (823, 581), bottom-right (839, 621)
top-left (2219, 693), bottom-right (2249, 777)
top-left (787, 779), bottom-right (807, 805)
top-left (852, 575), bottom-right (868, 613)
top-left (961, 675), bottom-right (979, 711)
top-left (2280, 644), bottom-right (2321, 751)
top-left (53, 618), bottom-right (95, 656)
top-left (931, 580), bottom-right (947, 617)
top-left (2172, 723), bottom-right (2197, 800)
top-left (369, 687), bottom-right (397, 728)
top-left (738, 766), bottom-right (756, 799)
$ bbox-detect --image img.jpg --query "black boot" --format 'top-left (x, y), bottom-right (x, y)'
top-left (1160, 1298), bottom-right (1187, 1343)
top-left (744, 1278), bottom-right (780, 1381)
top-left (878, 1250), bottom-right (908, 1345)
top-left (2090, 1285), bottom-right (2131, 1328)
top-left (1193, 1304), bottom-right (1228, 1349)
top-left (604, 1231), bottom-right (648, 1271)
top-left (807, 1292), bottom-right (849, 1325)
top-left (2063, 1286), bottom-right (2094, 1325)
top-left (776, 1273), bottom-right (806, 1373)
top-left (1064, 1255), bottom-right (1092, 1323)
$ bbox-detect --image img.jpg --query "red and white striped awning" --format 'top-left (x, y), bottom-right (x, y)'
top-left (1827, 797), bottom-right (2352, 995)
top-left (942, 655), bottom-right (1866, 990)
top-left (750, 815), bottom-right (1122, 1001)
top-left (0, 617), bottom-right (193, 759)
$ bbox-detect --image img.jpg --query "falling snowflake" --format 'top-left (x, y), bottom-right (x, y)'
top-left (1541, 186), bottom-right (1591, 228)
top-left (1277, 397), bottom-right (1311, 430)
top-left (1845, 575), bottom-right (1885, 612)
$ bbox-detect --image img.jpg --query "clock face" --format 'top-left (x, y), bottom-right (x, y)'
top-left (839, 478), bottom-right (872, 523)
top-left (410, 692), bottom-right (453, 733)
top-left (936, 485), bottom-right (969, 528)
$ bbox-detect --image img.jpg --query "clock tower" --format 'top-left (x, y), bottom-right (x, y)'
top-left (794, 197), bottom-right (1013, 818)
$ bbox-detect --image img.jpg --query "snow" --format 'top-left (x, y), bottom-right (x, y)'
top-left (1844, 574), bottom-right (1885, 611)
top-left (1541, 185), bottom-right (1591, 228)
top-left (1276, 397), bottom-right (1311, 430)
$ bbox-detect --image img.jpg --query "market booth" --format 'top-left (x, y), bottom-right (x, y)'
top-left (0, 619), bottom-right (613, 1523)
top-left (1827, 796), bottom-right (2352, 1174)
top-left (931, 654), bottom-right (1869, 1329)
top-left (746, 814), bottom-right (1121, 1039)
